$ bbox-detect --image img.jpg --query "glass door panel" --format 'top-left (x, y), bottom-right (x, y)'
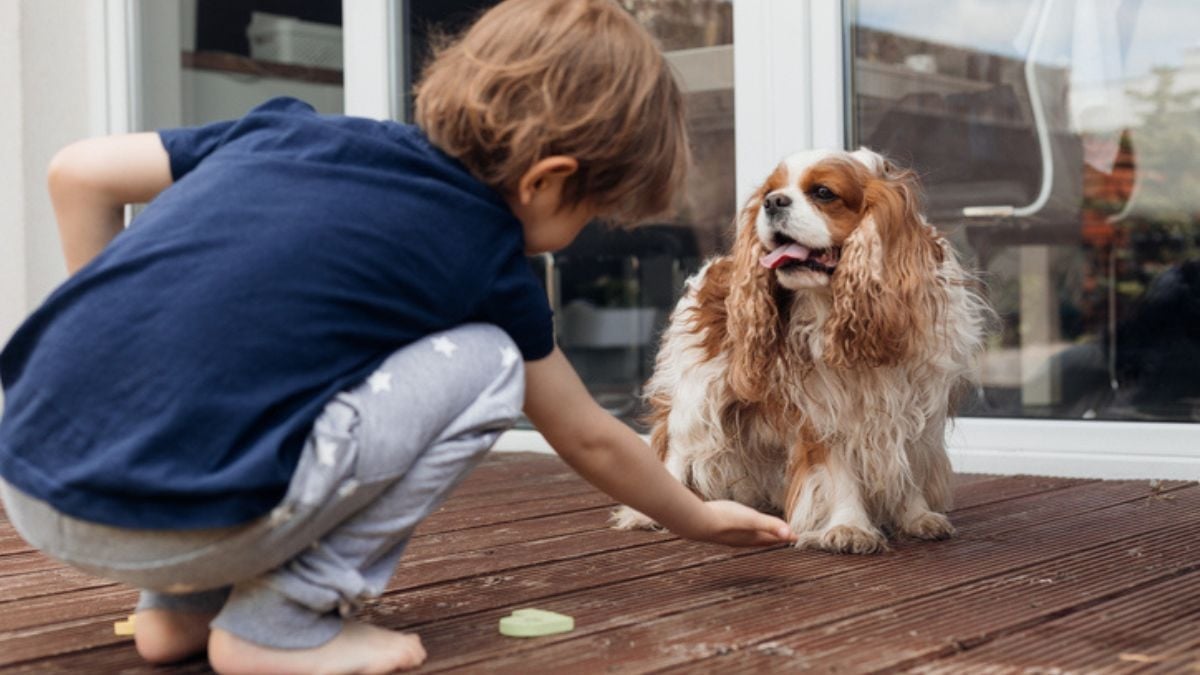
top-left (849, 0), bottom-right (1200, 423)
top-left (558, 1), bottom-right (734, 425)
top-left (137, 0), bottom-right (344, 132)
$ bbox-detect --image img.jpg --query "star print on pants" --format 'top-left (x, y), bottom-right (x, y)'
top-left (500, 346), bottom-right (518, 368)
top-left (367, 371), bottom-right (393, 393)
top-left (432, 336), bottom-right (458, 358)
top-left (315, 438), bottom-right (338, 467)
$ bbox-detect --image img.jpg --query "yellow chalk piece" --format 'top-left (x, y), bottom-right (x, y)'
top-left (499, 608), bottom-right (574, 638)
top-left (113, 614), bottom-right (136, 637)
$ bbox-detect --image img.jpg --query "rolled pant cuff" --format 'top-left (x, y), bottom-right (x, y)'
top-left (210, 581), bottom-right (342, 649)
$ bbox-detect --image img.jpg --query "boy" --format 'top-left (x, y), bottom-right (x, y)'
top-left (0, 1), bottom-right (794, 673)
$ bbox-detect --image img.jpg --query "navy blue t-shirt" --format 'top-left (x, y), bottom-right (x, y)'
top-left (0, 97), bottom-right (553, 529)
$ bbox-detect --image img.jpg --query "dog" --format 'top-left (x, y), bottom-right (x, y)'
top-left (613, 148), bottom-right (991, 554)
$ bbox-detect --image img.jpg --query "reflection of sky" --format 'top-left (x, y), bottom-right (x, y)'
top-left (856, 0), bottom-right (1200, 80)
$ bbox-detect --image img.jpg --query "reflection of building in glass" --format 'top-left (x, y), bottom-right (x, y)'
top-left (854, 26), bottom-right (1072, 223)
top-left (852, 18), bottom-right (1200, 422)
top-left (554, 0), bottom-right (736, 425)
top-left (627, 0), bottom-right (736, 257)
top-left (619, 0), bottom-right (732, 51)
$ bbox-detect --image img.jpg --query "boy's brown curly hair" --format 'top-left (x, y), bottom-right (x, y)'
top-left (414, 0), bottom-right (690, 225)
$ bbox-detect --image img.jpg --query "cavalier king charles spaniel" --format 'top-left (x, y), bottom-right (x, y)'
top-left (613, 148), bottom-right (991, 554)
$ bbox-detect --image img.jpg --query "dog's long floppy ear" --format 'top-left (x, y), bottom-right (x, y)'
top-left (824, 167), bottom-right (944, 368)
top-left (725, 192), bottom-right (784, 401)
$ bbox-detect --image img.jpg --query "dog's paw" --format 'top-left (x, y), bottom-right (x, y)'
top-left (610, 505), bottom-right (661, 531)
top-left (796, 525), bottom-right (889, 555)
top-left (900, 511), bottom-right (955, 541)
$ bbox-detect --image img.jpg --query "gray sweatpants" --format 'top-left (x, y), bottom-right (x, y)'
top-left (0, 324), bottom-right (525, 649)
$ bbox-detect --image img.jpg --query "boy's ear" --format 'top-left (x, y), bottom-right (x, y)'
top-left (516, 156), bottom-right (579, 205)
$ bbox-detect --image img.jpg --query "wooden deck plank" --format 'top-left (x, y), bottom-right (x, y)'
top-left (386, 526), bottom-right (672, 594)
top-left (428, 476), bottom-right (595, 511)
top-left (0, 528), bottom-right (33, 557)
top-left (946, 474), bottom-right (1096, 511)
top-left (908, 570), bottom-right (1200, 674)
top-left (1138, 634), bottom-right (1200, 674)
top-left (393, 477), bottom-right (1166, 636)
top-left (0, 565), bottom-right (114, 603)
top-left (0, 551), bottom-right (68, 578)
top-left (422, 482), bottom-right (1196, 673)
top-left (400, 472), bottom-right (1086, 574)
top-left (413, 490), bottom-right (615, 536)
top-left (0, 606), bottom-right (138, 670)
top-left (375, 475), bottom-right (1095, 642)
top-left (0, 583), bottom-right (133, 634)
top-left (673, 516), bottom-right (1200, 673)
top-left (1, 452), bottom-right (1195, 674)
top-left (401, 506), bottom-right (616, 562)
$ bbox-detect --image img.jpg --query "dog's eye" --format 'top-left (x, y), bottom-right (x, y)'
top-left (810, 185), bottom-right (838, 203)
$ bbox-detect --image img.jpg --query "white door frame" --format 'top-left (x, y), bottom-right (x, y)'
top-left (342, 0), bottom-right (403, 120)
top-left (99, 0), bottom-right (1199, 480)
top-left (90, 0), bottom-right (137, 137)
top-left (733, 0), bottom-right (844, 205)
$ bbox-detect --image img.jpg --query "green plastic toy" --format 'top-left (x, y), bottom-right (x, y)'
top-left (498, 608), bottom-right (575, 638)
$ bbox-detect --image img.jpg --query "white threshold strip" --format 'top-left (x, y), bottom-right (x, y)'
top-left (493, 418), bottom-right (1200, 481)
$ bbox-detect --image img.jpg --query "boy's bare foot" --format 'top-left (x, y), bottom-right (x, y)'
top-left (208, 621), bottom-right (426, 675)
top-left (134, 608), bottom-right (216, 664)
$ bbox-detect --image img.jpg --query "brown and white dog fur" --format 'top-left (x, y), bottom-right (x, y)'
top-left (612, 148), bottom-right (990, 554)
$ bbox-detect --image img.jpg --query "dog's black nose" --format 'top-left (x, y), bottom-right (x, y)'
top-left (764, 193), bottom-right (792, 215)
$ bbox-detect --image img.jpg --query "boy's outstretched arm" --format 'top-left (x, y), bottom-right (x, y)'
top-left (47, 133), bottom-right (173, 273)
top-left (524, 348), bottom-right (796, 547)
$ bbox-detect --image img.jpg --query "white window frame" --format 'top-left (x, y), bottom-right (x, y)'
top-left (90, 1), bottom-right (135, 137)
top-left (100, 1), bottom-right (1199, 480)
top-left (342, 0), bottom-right (404, 121)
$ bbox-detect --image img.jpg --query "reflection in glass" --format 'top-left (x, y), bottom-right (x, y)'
top-left (851, 0), bottom-right (1200, 422)
top-left (138, 0), bottom-right (344, 131)
top-left (557, 0), bottom-right (735, 424)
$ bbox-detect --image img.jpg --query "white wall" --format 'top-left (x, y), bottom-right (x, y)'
top-left (0, 1), bottom-right (27, 350)
top-left (0, 1), bottom-right (97, 350)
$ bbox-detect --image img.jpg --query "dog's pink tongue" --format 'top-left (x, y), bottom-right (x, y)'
top-left (760, 243), bottom-right (811, 270)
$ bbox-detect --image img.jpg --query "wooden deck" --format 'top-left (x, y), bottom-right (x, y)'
top-left (2, 451), bottom-right (1199, 673)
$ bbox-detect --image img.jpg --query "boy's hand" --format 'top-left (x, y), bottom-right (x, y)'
top-left (686, 500), bottom-right (796, 547)
top-left (525, 349), bottom-right (797, 549)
